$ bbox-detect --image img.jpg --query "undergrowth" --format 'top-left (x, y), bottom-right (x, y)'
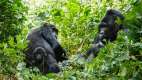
top-left (0, 0), bottom-right (142, 80)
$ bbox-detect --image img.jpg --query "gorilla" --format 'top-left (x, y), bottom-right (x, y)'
top-left (98, 9), bottom-right (124, 42)
top-left (25, 23), bottom-right (67, 74)
top-left (84, 9), bottom-right (125, 59)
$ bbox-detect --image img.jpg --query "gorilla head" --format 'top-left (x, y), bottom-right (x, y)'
top-left (25, 23), bottom-right (67, 74)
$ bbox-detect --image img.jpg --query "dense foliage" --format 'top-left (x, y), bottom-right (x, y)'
top-left (0, 0), bottom-right (142, 80)
top-left (0, 0), bottom-right (27, 41)
top-left (0, 0), bottom-right (28, 78)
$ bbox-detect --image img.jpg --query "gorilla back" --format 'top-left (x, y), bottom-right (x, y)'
top-left (25, 23), bottom-right (67, 74)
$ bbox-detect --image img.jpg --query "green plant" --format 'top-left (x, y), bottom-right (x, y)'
top-left (0, 27), bottom-right (28, 74)
top-left (0, 0), bottom-right (27, 42)
top-left (1, 0), bottom-right (142, 80)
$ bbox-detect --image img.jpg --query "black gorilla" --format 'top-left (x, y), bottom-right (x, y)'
top-left (25, 23), bottom-right (67, 74)
top-left (85, 9), bottom-right (125, 59)
top-left (98, 9), bottom-right (124, 42)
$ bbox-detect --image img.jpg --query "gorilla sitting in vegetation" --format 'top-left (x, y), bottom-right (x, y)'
top-left (85, 9), bottom-right (125, 59)
top-left (25, 23), bottom-right (67, 74)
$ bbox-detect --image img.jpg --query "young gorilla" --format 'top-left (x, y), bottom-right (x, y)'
top-left (98, 9), bottom-right (124, 42)
top-left (85, 9), bottom-right (125, 60)
top-left (25, 23), bottom-right (67, 74)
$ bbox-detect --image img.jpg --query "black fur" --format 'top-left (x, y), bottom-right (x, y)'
top-left (98, 9), bottom-right (124, 42)
top-left (25, 23), bottom-right (67, 74)
top-left (85, 9), bottom-right (125, 59)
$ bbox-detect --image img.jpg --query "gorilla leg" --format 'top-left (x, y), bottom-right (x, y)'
top-left (38, 54), bottom-right (60, 74)
top-left (33, 47), bottom-right (46, 64)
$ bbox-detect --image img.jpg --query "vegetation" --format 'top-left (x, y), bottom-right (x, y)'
top-left (0, 0), bottom-right (141, 80)
top-left (0, 0), bottom-right (28, 76)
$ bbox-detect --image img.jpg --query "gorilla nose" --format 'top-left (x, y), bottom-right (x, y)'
top-left (48, 64), bottom-right (60, 73)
